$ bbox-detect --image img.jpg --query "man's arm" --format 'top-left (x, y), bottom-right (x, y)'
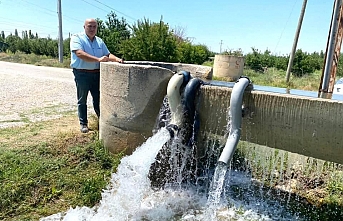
top-left (108, 53), bottom-right (124, 63)
top-left (74, 49), bottom-right (109, 62)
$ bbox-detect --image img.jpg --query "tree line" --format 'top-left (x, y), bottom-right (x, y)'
top-left (243, 48), bottom-right (329, 77)
top-left (0, 12), bottom-right (214, 65)
top-left (223, 47), bottom-right (343, 77)
top-left (1, 11), bottom-right (342, 77)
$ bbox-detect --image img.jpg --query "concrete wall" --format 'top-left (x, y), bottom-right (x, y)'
top-left (100, 62), bottom-right (343, 164)
top-left (197, 86), bottom-right (343, 165)
top-left (99, 62), bottom-right (212, 154)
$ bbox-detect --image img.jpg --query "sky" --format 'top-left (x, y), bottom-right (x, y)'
top-left (0, 0), bottom-right (336, 55)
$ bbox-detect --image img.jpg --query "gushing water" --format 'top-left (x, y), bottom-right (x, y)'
top-left (205, 161), bottom-right (228, 219)
top-left (41, 127), bottom-right (171, 221)
top-left (41, 125), bottom-right (310, 220)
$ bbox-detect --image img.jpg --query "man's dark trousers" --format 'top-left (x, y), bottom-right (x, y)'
top-left (73, 69), bottom-right (100, 126)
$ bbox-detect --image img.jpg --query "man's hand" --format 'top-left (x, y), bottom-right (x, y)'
top-left (98, 56), bottom-right (110, 62)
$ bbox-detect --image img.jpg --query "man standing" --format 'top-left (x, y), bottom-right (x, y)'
top-left (70, 18), bottom-right (123, 133)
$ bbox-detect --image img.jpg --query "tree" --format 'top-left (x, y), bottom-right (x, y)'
top-left (96, 11), bottom-right (130, 57)
top-left (5, 34), bottom-right (20, 53)
top-left (18, 31), bottom-right (30, 54)
top-left (177, 41), bottom-right (212, 64)
top-left (63, 38), bottom-right (70, 57)
top-left (292, 49), bottom-right (318, 77)
top-left (120, 18), bottom-right (178, 62)
top-left (245, 47), bottom-right (265, 72)
top-left (274, 55), bottom-right (288, 71)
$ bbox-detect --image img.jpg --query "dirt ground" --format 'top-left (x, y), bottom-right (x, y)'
top-left (0, 61), bottom-right (93, 128)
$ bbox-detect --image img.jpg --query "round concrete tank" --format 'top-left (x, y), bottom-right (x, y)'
top-left (213, 55), bottom-right (244, 81)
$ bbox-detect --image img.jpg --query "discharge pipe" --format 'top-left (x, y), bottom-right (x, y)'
top-left (218, 76), bottom-right (252, 164)
top-left (182, 78), bottom-right (203, 146)
top-left (166, 71), bottom-right (191, 136)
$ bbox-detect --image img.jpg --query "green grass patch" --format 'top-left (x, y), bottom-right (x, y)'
top-left (0, 116), bottom-right (123, 221)
top-left (244, 68), bottom-right (321, 91)
top-left (212, 68), bottom-right (322, 92)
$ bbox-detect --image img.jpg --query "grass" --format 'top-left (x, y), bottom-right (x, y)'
top-left (0, 114), bottom-right (123, 220)
top-left (213, 67), bottom-right (324, 92)
top-left (0, 52), bottom-right (71, 68)
top-left (0, 52), bottom-right (123, 220)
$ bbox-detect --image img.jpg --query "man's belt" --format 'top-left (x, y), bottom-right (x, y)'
top-left (74, 69), bottom-right (100, 73)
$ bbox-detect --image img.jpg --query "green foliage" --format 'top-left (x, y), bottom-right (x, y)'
top-left (0, 40), bottom-right (8, 52)
top-left (292, 49), bottom-right (321, 77)
top-left (0, 51), bottom-right (71, 68)
top-left (245, 48), bottom-right (277, 72)
top-left (3, 33), bottom-right (62, 58)
top-left (336, 53), bottom-right (343, 77)
top-left (63, 38), bottom-right (70, 58)
top-left (221, 48), bottom-right (243, 56)
top-left (244, 47), bottom-right (266, 72)
top-left (5, 34), bottom-right (20, 53)
top-left (96, 11), bottom-right (130, 57)
top-left (120, 18), bottom-right (178, 62)
top-left (0, 11), bottom-right (215, 65)
top-left (0, 131), bottom-right (120, 219)
top-left (177, 42), bottom-right (212, 64)
top-left (243, 67), bottom-right (322, 91)
top-left (244, 48), bottom-right (324, 77)
top-left (274, 55), bottom-right (288, 71)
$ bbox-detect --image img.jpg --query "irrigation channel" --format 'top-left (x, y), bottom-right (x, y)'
top-left (41, 74), bottom-right (342, 221)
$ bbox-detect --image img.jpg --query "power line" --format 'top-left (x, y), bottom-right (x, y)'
top-left (20, 0), bottom-right (83, 23)
top-left (91, 0), bottom-right (137, 21)
top-left (4, 0), bottom-right (83, 35)
top-left (0, 19), bottom-right (56, 31)
top-left (273, 0), bottom-right (299, 54)
top-left (20, 0), bottom-right (55, 13)
top-left (286, 0), bottom-right (307, 83)
top-left (80, 0), bottom-right (109, 13)
top-left (0, 0), bottom-right (82, 27)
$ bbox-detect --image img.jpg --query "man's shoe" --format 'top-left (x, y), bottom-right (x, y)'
top-left (80, 124), bottom-right (89, 133)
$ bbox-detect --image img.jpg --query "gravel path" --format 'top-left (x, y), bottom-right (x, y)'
top-left (0, 61), bottom-right (93, 128)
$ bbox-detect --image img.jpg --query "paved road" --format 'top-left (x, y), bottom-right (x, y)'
top-left (0, 61), bottom-right (91, 128)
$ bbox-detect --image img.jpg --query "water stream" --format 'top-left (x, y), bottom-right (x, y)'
top-left (205, 161), bottom-right (228, 220)
top-left (42, 127), bottom-right (171, 221)
top-left (41, 127), bottom-right (309, 221)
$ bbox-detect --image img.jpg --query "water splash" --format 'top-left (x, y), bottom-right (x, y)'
top-left (41, 127), bottom-right (171, 221)
top-left (205, 161), bottom-right (228, 220)
top-left (41, 130), bottom-right (309, 220)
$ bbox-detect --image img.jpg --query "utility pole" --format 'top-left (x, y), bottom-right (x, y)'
top-left (57, 0), bottom-right (63, 63)
top-left (219, 40), bottom-right (223, 53)
top-left (319, 0), bottom-right (343, 97)
top-left (285, 0), bottom-right (308, 83)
